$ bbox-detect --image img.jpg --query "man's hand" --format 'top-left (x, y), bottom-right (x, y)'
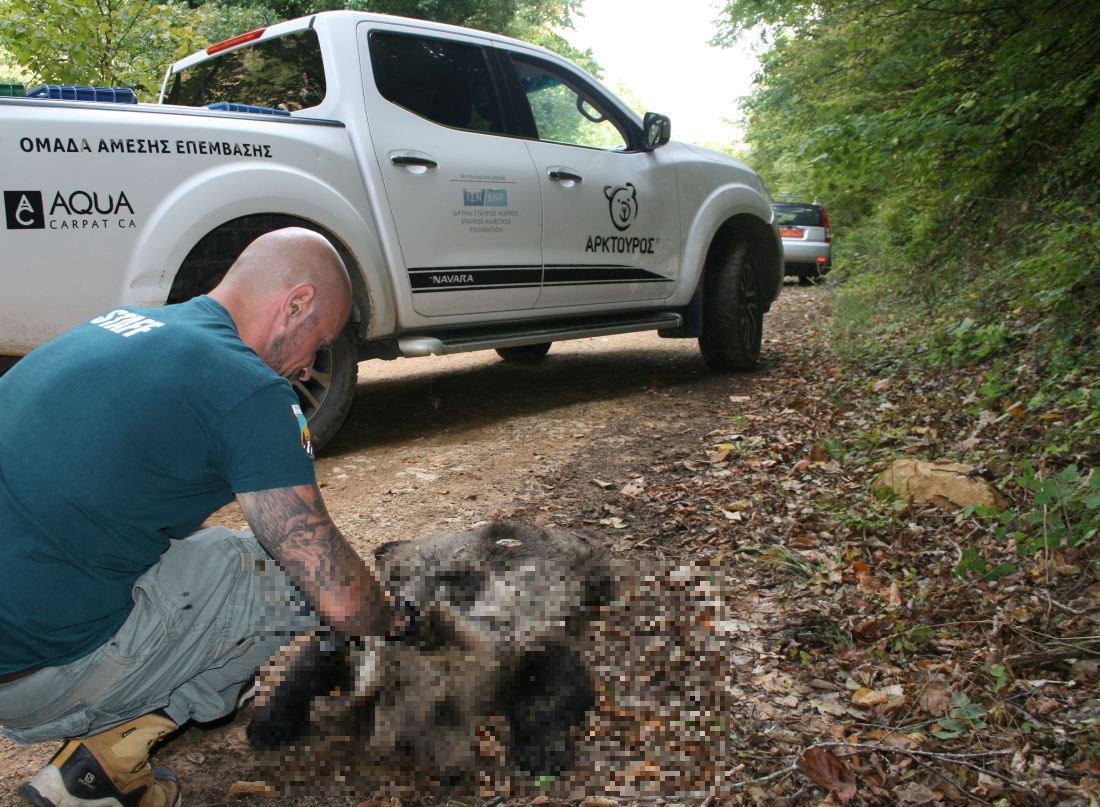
top-left (236, 483), bottom-right (395, 637)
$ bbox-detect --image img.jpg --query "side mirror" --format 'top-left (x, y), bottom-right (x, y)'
top-left (642, 112), bottom-right (671, 151)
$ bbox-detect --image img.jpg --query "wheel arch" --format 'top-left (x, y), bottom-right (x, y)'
top-left (123, 165), bottom-right (394, 341)
top-left (167, 213), bottom-right (374, 342)
top-left (667, 209), bottom-right (782, 339)
top-left (704, 213), bottom-right (782, 313)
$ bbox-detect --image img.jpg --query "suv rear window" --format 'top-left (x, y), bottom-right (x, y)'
top-left (773, 203), bottom-right (824, 227)
top-left (164, 29), bottom-right (326, 112)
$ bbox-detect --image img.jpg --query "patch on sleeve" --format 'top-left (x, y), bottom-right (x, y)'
top-left (291, 404), bottom-right (314, 460)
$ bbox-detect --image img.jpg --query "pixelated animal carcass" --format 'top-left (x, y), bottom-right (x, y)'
top-left (247, 521), bottom-right (613, 781)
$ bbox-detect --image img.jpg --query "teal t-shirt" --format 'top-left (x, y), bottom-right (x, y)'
top-left (0, 296), bottom-right (316, 675)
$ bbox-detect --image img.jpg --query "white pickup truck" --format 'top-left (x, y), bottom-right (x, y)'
top-left (0, 10), bottom-right (781, 448)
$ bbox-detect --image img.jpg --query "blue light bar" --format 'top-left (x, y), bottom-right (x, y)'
top-left (207, 102), bottom-right (290, 116)
top-left (26, 85), bottom-right (138, 104)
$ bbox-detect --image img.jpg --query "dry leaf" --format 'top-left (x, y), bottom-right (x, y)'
top-left (709, 443), bottom-right (737, 463)
top-left (745, 784), bottom-right (768, 803)
top-left (852, 687), bottom-right (889, 707)
top-left (228, 781), bottom-right (276, 796)
top-left (917, 683), bottom-right (952, 717)
top-left (812, 697), bottom-right (849, 716)
top-left (896, 781), bottom-right (937, 804)
top-left (801, 747), bottom-right (857, 803)
top-left (887, 580), bottom-right (902, 605)
top-left (867, 728), bottom-right (918, 748)
top-left (853, 561), bottom-right (882, 591)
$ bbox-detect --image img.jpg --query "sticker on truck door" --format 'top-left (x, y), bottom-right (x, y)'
top-left (3, 188), bottom-right (137, 231)
top-left (453, 185), bottom-right (520, 235)
top-left (4, 191), bottom-right (44, 229)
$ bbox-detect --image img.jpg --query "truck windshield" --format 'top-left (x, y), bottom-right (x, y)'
top-left (163, 28), bottom-right (326, 112)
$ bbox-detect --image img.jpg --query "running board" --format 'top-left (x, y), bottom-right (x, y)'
top-left (398, 312), bottom-right (683, 357)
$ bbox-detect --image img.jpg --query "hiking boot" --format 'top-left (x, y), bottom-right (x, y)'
top-left (18, 713), bottom-right (181, 807)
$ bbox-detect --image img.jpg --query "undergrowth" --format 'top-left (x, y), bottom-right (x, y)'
top-left (828, 199), bottom-right (1099, 572)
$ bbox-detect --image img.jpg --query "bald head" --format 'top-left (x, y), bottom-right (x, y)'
top-left (209, 227), bottom-right (353, 380)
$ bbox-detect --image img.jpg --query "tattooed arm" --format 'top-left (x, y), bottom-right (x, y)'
top-left (237, 483), bottom-right (395, 637)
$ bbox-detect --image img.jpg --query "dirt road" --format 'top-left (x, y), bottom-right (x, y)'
top-left (0, 284), bottom-right (830, 805)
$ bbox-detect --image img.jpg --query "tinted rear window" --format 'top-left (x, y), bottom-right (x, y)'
top-left (164, 29), bottom-right (326, 112)
top-left (368, 31), bottom-right (506, 134)
top-left (773, 203), bottom-right (824, 227)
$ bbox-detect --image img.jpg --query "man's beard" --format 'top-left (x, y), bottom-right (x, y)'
top-left (266, 312), bottom-right (318, 378)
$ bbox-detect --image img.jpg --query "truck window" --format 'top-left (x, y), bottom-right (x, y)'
top-left (368, 31), bottom-right (505, 135)
top-left (509, 54), bottom-right (628, 151)
top-left (164, 29), bottom-right (326, 112)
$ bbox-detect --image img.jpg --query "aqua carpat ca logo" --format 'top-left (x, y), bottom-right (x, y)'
top-left (4, 188), bottom-right (136, 231)
top-left (4, 191), bottom-right (44, 229)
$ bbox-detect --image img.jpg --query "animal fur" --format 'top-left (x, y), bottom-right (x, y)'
top-left (248, 521), bottom-right (612, 781)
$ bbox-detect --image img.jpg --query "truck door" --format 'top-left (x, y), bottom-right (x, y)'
top-left (502, 51), bottom-right (681, 310)
top-left (358, 24), bottom-right (543, 318)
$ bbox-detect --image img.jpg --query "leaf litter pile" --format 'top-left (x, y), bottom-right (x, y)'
top-left (504, 286), bottom-right (1099, 806)
top-left (202, 286), bottom-right (1095, 805)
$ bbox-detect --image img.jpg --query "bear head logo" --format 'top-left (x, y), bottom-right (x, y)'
top-left (603, 183), bottom-right (638, 231)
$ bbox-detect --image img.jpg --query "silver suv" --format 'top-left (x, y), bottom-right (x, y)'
top-left (773, 200), bottom-right (831, 285)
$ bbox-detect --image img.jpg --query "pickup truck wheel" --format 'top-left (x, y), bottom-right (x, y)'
top-left (496, 342), bottom-right (552, 362)
top-left (291, 322), bottom-right (358, 452)
top-left (699, 242), bottom-right (763, 371)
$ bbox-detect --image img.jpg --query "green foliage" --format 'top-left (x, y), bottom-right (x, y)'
top-left (0, 0), bottom-right (591, 100)
top-left (725, 0), bottom-right (1100, 263)
top-left (943, 318), bottom-right (1010, 366)
top-left (729, 0), bottom-right (1100, 579)
top-left (988, 663), bottom-right (1008, 694)
top-left (889, 623), bottom-right (935, 655)
top-left (1013, 463), bottom-right (1099, 555)
top-left (932, 692), bottom-right (989, 739)
top-left (0, 44), bottom-right (33, 85)
top-left (956, 464), bottom-right (1098, 576)
top-left (733, 543), bottom-right (819, 578)
top-left (955, 545), bottom-right (1015, 581)
top-left (0, 0), bottom-right (211, 98)
top-left (212, 0), bottom-right (594, 65)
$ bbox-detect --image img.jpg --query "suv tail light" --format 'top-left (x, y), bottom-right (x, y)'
top-left (820, 205), bottom-right (831, 243)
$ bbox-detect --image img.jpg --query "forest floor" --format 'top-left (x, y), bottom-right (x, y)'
top-left (2, 283), bottom-right (1096, 806)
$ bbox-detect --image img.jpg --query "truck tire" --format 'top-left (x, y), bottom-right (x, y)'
top-left (292, 321), bottom-right (359, 452)
top-left (698, 241), bottom-right (763, 371)
top-left (496, 342), bottom-right (552, 362)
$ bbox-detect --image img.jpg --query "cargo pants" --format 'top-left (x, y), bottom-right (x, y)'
top-left (0, 527), bottom-right (319, 743)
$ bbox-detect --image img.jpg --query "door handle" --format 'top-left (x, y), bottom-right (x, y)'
top-left (548, 168), bottom-right (583, 185)
top-left (390, 151), bottom-right (438, 173)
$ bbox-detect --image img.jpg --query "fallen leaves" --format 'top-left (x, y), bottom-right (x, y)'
top-left (851, 686), bottom-right (889, 707)
top-left (228, 781), bottom-right (276, 796)
top-left (800, 747), bottom-right (857, 804)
